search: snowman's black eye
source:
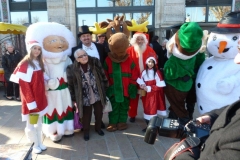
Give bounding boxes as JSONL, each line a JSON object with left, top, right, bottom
{"left": 232, "top": 36, "right": 238, "bottom": 41}
{"left": 213, "top": 35, "right": 217, "bottom": 41}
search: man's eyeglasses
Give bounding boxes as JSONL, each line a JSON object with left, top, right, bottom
{"left": 78, "top": 53, "right": 88, "bottom": 59}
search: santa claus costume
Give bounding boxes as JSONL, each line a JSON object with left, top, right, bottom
{"left": 137, "top": 56, "right": 166, "bottom": 131}
{"left": 127, "top": 32, "right": 158, "bottom": 122}
{"left": 10, "top": 41, "right": 48, "bottom": 154}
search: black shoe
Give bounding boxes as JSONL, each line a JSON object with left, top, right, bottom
{"left": 95, "top": 130, "right": 104, "bottom": 136}
{"left": 84, "top": 134, "right": 89, "bottom": 141}
{"left": 129, "top": 117, "right": 135, "bottom": 123}
{"left": 142, "top": 128, "right": 147, "bottom": 133}
{"left": 5, "top": 96, "right": 14, "bottom": 100}
{"left": 101, "top": 121, "right": 106, "bottom": 129}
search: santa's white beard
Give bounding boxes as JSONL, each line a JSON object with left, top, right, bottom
{"left": 133, "top": 44, "right": 147, "bottom": 72}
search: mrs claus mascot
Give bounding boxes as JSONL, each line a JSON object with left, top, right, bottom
{"left": 25, "top": 22, "right": 76, "bottom": 142}
{"left": 196, "top": 11, "right": 240, "bottom": 114}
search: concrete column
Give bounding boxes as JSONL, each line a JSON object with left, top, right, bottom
{"left": 47, "top": 0, "right": 77, "bottom": 39}
{"left": 155, "top": 0, "right": 185, "bottom": 44}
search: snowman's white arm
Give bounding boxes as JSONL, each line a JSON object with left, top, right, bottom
{"left": 217, "top": 71, "right": 240, "bottom": 94}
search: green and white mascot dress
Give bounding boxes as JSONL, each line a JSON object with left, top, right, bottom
{"left": 26, "top": 22, "right": 76, "bottom": 142}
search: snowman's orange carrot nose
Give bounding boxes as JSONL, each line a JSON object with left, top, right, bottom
{"left": 218, "top": 41, "right": 227, "bottom": 53}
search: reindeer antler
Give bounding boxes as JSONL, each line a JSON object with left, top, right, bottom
{"left": 89, "top": 22, "right": 107, "bottom": 34}
{"left": 127, "top": 19, "right": 149, "bottom": 32}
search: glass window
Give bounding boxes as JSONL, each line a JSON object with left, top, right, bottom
{"left": 78, "top": 14, "right": 96, "bottom": 26}
{"left": 11, "top": 0, "right": 28, "bottom": 2}
{"left": 133, "top": 12, "right": 152, "bottom": 25}
{"left": 133, "top": 0, "right": 154, "bottom": 6}
{"left": 115, "top": 0, "right": 132, "bottom": 7}
{"left": 76, "top": 0, "right": 95, "bottom": 7}
{"left": 116, "top": 13, "right": 132, "bottom": 20}
{"left": 208, "top": 6, "right": 231, "bottom": 22}
{"left": 10, "top": 12, "right": 29, "bottom": 24}
{"left": 185, "top": 7, "right": 206, "bottom": 22}
{"left": 97, "top": 13, "right": 113, "bottom": 22}
{"left": 31, "top": 11, "right": 48, "bottom": 23}
{"left": 97, "top": 1, "right": 113, "bottom": 7}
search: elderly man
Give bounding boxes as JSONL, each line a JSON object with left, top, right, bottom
{"left": 70, "top": 25, "right": 107, "bottom": 65}
{"left": 127, "top": 32, "right": 159, "bottom": 122}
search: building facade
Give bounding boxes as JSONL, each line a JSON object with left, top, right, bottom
{"left": 0, "top": 0, "right": 238, "bottom": 43}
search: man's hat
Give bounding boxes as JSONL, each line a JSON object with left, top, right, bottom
{"left": 175, "top": 22, "right": 203, "bottom": 55}
{"left": 77, "top": 25, "right": 92, "bottom": 37}
{"left": 211, "top": 11, "right": 240, "bottom": 33}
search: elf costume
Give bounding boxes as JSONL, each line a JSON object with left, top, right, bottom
{"left": 164, "top": 22, "right": 205, "bottom": 124}
{"left": 103, "top": 33, "right": 138, "bottom": 132}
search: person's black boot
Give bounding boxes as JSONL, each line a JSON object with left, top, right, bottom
{"left": 129, "top": 117, "right": 135, "bottom": 123}
{"left": 142, "top": 119, "right": 149, "bottom": 132}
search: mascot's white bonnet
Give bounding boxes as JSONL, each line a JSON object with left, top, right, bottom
{"left": 25, "top": 22, "right": 76, "bottom": 59}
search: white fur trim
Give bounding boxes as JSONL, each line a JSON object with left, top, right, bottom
{"left": 26, "top": 41, "right": 42, "bottom": 54}
{"left": 143, "top": 113, "right": 157, "bottom": 120}
{"left": 156, "top": 80, "right": 166, "bottom": 87}
{"left": 146, "top": 86, "right": 151, "bottom": 92}
{"left": 137, "top": 78, "right": 145, "bottom": 85}
{"left": 145, "top": 57, "right": 157, "bottom": 64}
{"left": 10, "top": 66, "right": 34, "bottom": 83}
{"left": 25, "top": 22, "right": 76, "bottom": 58}
{"left": 157, "top": 110, "right": 167, "bottom": 116}
{"left": 27, "top": 101, "right": 37, "bottom": 110}
{"left": 167, "top": 34, "right": 201, "bottom": 60}
{"left": 130, "top": 33, "right": 148, "bottom": 45}
{"left": 22, "top": 105, "right": 48, "bottom": 121}
{"left": 42, "top": 120, "right": 74, "bottom": 136}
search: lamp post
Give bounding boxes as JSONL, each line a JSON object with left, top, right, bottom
{"left": 82, "top": 20, "right": 86, "bottom": 25}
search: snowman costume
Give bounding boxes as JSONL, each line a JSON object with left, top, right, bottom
{"left": 196, "top": 12, "right": 240, "bottom": 115}
{"left": 25, "top": 22, "right": 76, "bottom": 142}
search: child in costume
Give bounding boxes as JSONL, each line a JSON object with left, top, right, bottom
{"left": 25, "top": 22, "right": 76, "bottom": 142}
{"left": 137, "top": 56, "right": 166, "bottom": 132}
{"left": 103, "top": 33, "right": 138, "bottom": 132}
{"left": 10, "top": 41, "right": 48, "bottom": 154}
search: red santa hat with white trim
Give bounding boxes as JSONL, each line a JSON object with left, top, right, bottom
{"left": 145, "top": 56, "right": 157, "bottom": 64}
{"left": 26, "top": 40, "right": 41, "bottom": 54}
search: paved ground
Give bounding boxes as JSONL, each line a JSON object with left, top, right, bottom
{"left": 0, "top": 85, "right": 200, "bottom": 160}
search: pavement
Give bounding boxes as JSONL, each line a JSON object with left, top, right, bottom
{"left": 0, "top": 84, "right": 200, "bottom": 160}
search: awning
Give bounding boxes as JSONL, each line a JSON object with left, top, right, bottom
{"left": 0, "top": 22, "right": 27, "bottom": 34}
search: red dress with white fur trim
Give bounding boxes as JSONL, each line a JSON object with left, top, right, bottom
{"left": 10, "top": 61, "right": 48, "bottom": 121}
{"left": 138, "top": 69, "right": 166, "bottom": 120}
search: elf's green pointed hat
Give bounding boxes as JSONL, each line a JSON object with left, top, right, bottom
{"left": 175, "top": 22, "right": 203, "bottom": 55}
